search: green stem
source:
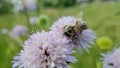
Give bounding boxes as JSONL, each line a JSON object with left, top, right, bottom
{"left": 24, "top": 7, "right": 31, "bottom": 31}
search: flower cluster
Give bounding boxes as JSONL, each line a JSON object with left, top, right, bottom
{"left": 12, "top": 16, "right": 96, "bottom": 68}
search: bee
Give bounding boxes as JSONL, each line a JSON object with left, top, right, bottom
{"left": 108, "top": 63, "right": 113, "bottom": 66}
{"left": 63, "top": 21, "right": 87, "bottom": 37}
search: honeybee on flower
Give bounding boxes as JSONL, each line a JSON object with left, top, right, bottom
{"left": 63, "top": 21, "right": 88, "bottom": 37}
{"left": 51, "top": 15, "right": 96, "bottom": 53}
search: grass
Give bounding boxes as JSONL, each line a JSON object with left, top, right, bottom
{"left": 0, "top": 2, "right": 120, "bottom": 68}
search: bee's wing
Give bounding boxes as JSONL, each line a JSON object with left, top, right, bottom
{"left": 76, "top": 11, "right": 83, "bottom": 19}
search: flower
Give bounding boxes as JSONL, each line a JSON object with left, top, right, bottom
{"left": 24, "top": 0, "right": 37, "bottom": 11}
{"left": 1, "top": 28, "right": 8, "bottom": 35}
{"left": 29, "top": 15, "right": 49, "bottom": 26}
{"left": 102, "top": 48, "right": 120, "bottom": 68}
{"left": 11, "top": 25, "right": 28, "bottom": 36}
{"left": 51, "top": 16, "right": 96, "bottom": 53}
{"left": 12, "top": 0, "right": 24, "bottom": 12}
{"left": 12, "top": 31, "right": 77, "bottom": 68}
{"left": 38, "top": 15, "right": 49, "bottom": 27}
{"left": 37, "top": 15, "right": 49, "bottom": 29}
{"left": 97, "top": 36, "right": 112, "bottom": 50}
{"left": 29, "top": 16, "right": 38, "bottom": 25}
{"left": 12, "top": 0, "right": 37, "bottom": 12}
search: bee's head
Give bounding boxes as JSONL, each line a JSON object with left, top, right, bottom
{"left": 63, "top": 26, "right": 76, "bottom": 37}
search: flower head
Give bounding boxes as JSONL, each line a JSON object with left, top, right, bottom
{"left": 97, "top": 36, "right": 112, "bottom": 50}
{"left": 11, "top": 25, "right": 28, "bottom": 36}
{"left": 38, "top": 15, "right": 49, "bottom": 25}
{"left": 24, "top": 0, "right": 37, "bottom": 11}
{"left": 51, "top": 16, "right": 96, "bottom": 53}
{"left": 102, "top": 48, "right": 120, "bottom": 68}
{"left": 12, "top": 31, "right": 76, "bottom": 68}
{"left": 12, "top": 0, "right": 37, "bottom": 12}
{"left": 37, "top": 15, "right": 50, "bottom": 29}
{"left": 1, "top": 28, "right": 8, "bottom": 35}
{"left": 29, "top": 16, "right": 38, "bottom": 25}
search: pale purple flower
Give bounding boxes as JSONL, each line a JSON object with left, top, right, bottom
{"left": 12, "top": 0, "right": 37, "bottom": 12}
{"left": 29, "top": 16, "right": 38, "bottom": 25}
{"left": 12, "top": 0, "right": 24, "bottom": 12}
{"left": 102, "top": 48, "right": 120, "bottom": 68}
{"left": 12, "top": 25, "right": 28, "bottom": 36}
{"left": 24, "top": 0, "right": 37, "bottom": 11}
{"left": 1, "top": 28, "right": 8, "bottom": 35}
{"left": 51, "top": 16, "right": 96, "bottom": 53}
{"left": 12, "top": 31, "right": 77, "bottom": 68}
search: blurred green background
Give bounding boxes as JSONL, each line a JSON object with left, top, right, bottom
{"left": 0, "top": 0, "right": 120, "bottom": 68}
